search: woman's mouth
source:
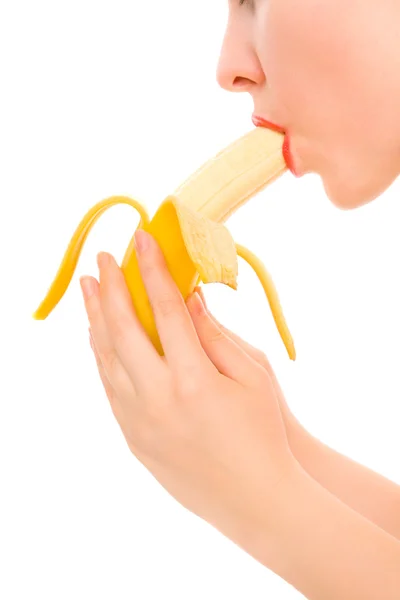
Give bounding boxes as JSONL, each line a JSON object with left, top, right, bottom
{"left": 252, "top": 115, "right": 285, "bottom": 134}
{"left": 252, "top": 115, "right": 300, "bottom": 177}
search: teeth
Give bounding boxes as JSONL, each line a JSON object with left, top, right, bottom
{"left": 32, "top": 126, "right": 296, "bottom": 360}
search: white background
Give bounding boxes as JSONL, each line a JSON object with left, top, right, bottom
{"left": 1, "top": 1, "right": 399, "bottom": 598}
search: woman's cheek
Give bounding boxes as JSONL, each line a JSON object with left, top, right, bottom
{"left": 257, "top": 0, "right": 400, "bottom": 208}
{"left": 257, "top": 4, "right": 324, "bottom": 127}
{"left": 261, "top": 0, "right": 357, "bottom": 125}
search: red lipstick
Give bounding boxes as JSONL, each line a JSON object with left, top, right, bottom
{"left": 252, "top": 115, "right": 285, "bottom": 134}
{"left": 252, "top": 114, "right": 299, "bottom": 177}
{"left": 282, "top": 134, "right": 299, "bottom": 177}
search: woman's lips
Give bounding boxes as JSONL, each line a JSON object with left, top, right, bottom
{"left": 252, "top": 115, "right": 300, "bottom": 177}
{"left": 282, "top": 134, "right": 300, "bottom": 177}
{"left": 252, "top": 115, "right": 285, "bottom": 134}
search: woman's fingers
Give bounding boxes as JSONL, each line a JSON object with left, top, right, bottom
{"left": 96, "top": 251, "right": 167, "bottom": 395}
{"left": 133, "top": 230, "right": 212, "bottom": 374}
{"left": 186, "top": 292, "right": 268, "bottom": 386}
{"left": 193, "top": 287, "right": 287, "bottom": 397}
{"left": 195, "top": 287, "right": 276, "bottom": 374}
{"left": 80, "top": 275, "right": 137, "bottom": 404}
{"left": 88, "top": 328, "right": 124, "bottom": 423}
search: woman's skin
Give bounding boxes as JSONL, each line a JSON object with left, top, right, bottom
{"left": 79, "top": 1, "right": 400, "bottom": 598}
{"left": 217, "top": 0, "right": 400, "bottom": 209}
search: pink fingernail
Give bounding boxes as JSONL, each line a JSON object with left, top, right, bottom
{"left": 188, "top": 291, "right": 205, "bottom": 316}
{"left": 97, "top": 252, "right": 112, "bottom": 269}
{"left": 134, "top": 229, "right": 151, "bottom": 254}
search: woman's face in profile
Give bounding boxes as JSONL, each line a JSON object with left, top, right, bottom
{"left": 217, "top": 0, "right": 400, "bottom": 209}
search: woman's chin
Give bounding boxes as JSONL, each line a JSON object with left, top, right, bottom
{"left": 321, "top": 168, "right": 398, "bottom": 210}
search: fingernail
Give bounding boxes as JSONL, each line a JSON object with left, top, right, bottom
{"left": 80, "top": 276, "right": 95, "bottom": 300}
{"left": 195, "top": 286, "right": 207, "bottom": 308}
{"left": 188, "top": 291, "right": 205, "bottom": 316}
{"left": 134, "top": 229, "right": 151, "bottom": 254}
{"left": 97, "top": 252, "right": 112, "bottom": 269}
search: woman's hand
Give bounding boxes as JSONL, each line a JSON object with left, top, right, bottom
{"left": 193, "top": 286, "right": 302, "bottom": 439}
{"left": 80, "top": 229, "right": 297, "bottom": 542}
{"left": 194, "top": 287, "right": 400, "bottom": 543}
{"left": 80, "top": 229, "right": 400, "bottom": 599}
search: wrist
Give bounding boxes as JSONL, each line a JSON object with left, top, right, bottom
{"left": 282, "top": 409, "right": 318, "bottom": 463}
{"left": 246, "top": 463, "right": 400, "bottom": 599}
{"left": 225, "top": 458, "right": 304, "bottom": 569}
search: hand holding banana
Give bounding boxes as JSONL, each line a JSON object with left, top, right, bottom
{"left": 33, "top": 124, "right": 400, "bottom": 599}
{"left": 32, "top": 126, "right": 296, "bottom": 360}
{"left": 80, "top": 231, "right": 297, "bottom": 560}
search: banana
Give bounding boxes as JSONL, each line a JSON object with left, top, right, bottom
{"left": 32, "top": 126, "right": 296, "bottom": 360}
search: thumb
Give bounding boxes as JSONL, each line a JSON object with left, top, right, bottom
{"left": 186, "top": 291, "right": 267, "bottom": 386}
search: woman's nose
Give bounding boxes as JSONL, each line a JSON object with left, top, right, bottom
{"left": 215, "top": 29, "right": 264, "bottom": 94}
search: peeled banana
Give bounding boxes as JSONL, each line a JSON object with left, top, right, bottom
{"left": 32, "top": 126, "right": 296, "bottom": 360}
